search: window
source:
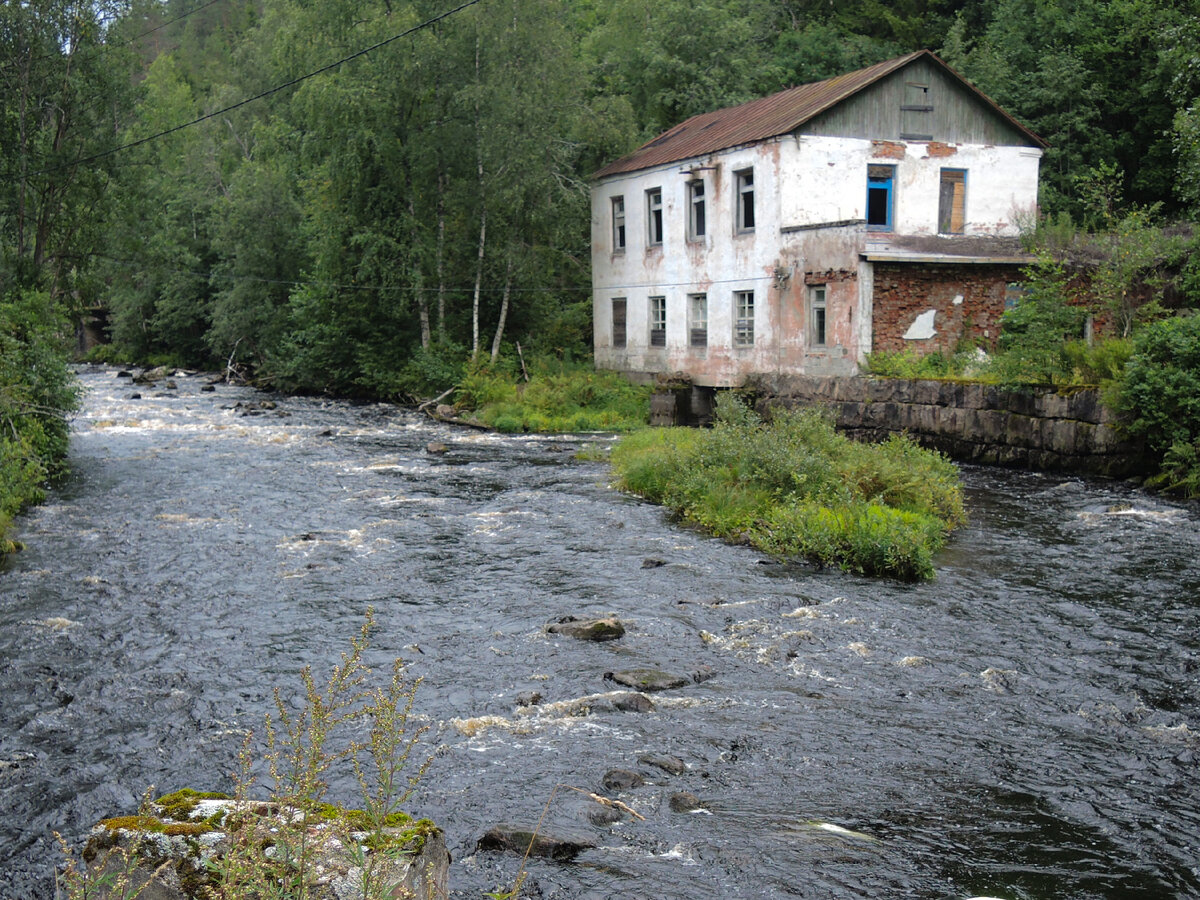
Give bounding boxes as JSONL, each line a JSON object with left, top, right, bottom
{"left": 612, "top": 196, "right": 626, "bottom": 250}
{"left": 735, "top": 169, "right": 755, "bottom": 232}
{"left": 689, "top": 293, "right": 707, "bottom": 347}
{"left": 646, "top": 188, "right": 663, "bottom": 245}
{"left": 688, "top": 180, "right": 706, "bottom": 240}
{"left": 867, "top": 165, "right": 894, "bottom": 231}
{"left": 649, "top": 296, "right": 666, "bottom": 347}
{"left": 938, "top": 169, "right": 966, "bottom": 234}
{"left": 612, "top": 298, "right": 627, "bottom": 347}
{"left": 901, "top": 81, "right": 932, "bottom": 140}
{"left": 809, "top": 285, "right": 827, "bottom": 347}
{"left": 734, "top": 290, "right": 754, "bottom": 346}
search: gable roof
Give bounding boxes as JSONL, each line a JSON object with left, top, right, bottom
{"left": 592, "top": 50, "right": 1046, "bottom": 179}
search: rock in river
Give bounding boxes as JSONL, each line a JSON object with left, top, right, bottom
{"left": 604, "top": 668, "right": 690, "bottom": 691}
{"left": 546, "top": 615, "right": 625, "bottom": 642}
{"left": 78, "top": 792, "right": 449, "bottom": 900}
{"left": 477, "top": 824, "right": 596, "bottom": 860}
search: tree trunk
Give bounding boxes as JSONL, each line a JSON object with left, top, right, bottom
{"left": 490, "top": 257, "right": 513, "bottom": 362}
{"left": 471, "top": 32, "right": 485, "bottom": 359}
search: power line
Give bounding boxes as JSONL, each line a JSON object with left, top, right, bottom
{"left": 21, "top": 0, "right": 486, "bottom": 180}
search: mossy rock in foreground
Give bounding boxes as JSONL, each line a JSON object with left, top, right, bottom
{"left": 80, "top": 793, "right": 448, "bottom": 900}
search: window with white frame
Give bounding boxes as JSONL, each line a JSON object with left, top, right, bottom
{"left": 649, "top": 296, "right": 666, "bottom": 347}
{"left": 689, "top": 293, "right": 707, "bottom": 347}
{"left": 646, "top": 188, "right": 663, "bottom": 246}
{"left": 688, "top": 180, "right": 706, "bottom": 240}
{"left": 809, "top": 285, "right": 827, "bottom": 347}
{"left": 735, "top": 169, "right": 755, "bottom": 232}
{"left": 734, "top": 290, "right": 754, "bottom": 346}
{"left": 612, "top": 196, "right": 626, "bottom": 250}
{"left": 612, "top": 298, "right": 627, "bottom": 347}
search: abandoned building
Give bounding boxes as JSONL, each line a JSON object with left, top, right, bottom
{"left": 590, "top": 49, "right": 1047, "bottom": 389}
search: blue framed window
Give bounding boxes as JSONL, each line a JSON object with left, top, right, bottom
{"left": 867, "top": 165, "right": 895, "bottom": 232}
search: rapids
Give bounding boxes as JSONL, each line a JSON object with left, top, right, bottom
{"left": 1, "top": 366, "right": 1197, "bottom": 899}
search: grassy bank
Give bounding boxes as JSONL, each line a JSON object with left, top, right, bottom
{"left": 455, "top": 359, "right": 651, "bottom": 433}
{"left": 610, "top": 397, "right": 965, "bottom": 580}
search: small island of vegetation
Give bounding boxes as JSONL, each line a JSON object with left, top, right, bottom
{"left": 610, "top": 395, "right": 965, "bottom": 581}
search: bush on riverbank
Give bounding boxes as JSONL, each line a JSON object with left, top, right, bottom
{"left": 455, "top": 358, "right": 651, "bottom": 433}
{"left": 1, "top": 289, "right": 80, "bottom": 552}
{"left": 610, "top": 397, "right": 965, "bottom": 580}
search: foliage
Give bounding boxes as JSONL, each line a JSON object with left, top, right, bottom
{"left": 1115, "top": 315, "right": 1200, "bottom": 454}
{"left": 456, "top": 358, "right": 651, "bottom": 433}
{"left": 610, "top": 396, "right": 964, "bottom": 580}
{"left": 863, "top": 348, "right": 969, "bottom": 380}
{"left": 0, "top": 289, "right": 80, "bottom": 551}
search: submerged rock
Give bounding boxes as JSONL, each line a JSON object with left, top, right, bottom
{"left": 610, "top": 692, "right": 655, "bottom": 713}
{"left": 546, "top": 616, "right": 625, "bottom": 642}
{"left": 602, "top": 769, "right": 645, "bottom": 791}
{"left": 604, "top": 668, "right": 690, "bottom": 692}
{"left": 476, "top": 824, "right": 595, "bottom": 860}
{"left": 638, "top": 753, "right": 687, "bottom": 776}
{"left": 669, "top": 792, "right": 702, "bottom": 812}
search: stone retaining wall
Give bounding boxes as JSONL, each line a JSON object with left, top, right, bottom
{"left": 745, "top": 375, "right": 1150, "bottom": 476}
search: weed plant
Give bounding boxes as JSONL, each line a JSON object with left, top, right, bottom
{"left": 610, "top": 396, "right": 964, "bottom": 580}
{"left": 456, "top": 358, "right": 650, "bottom": 433}
{"left": 58, "top": 609, "right": 435, "bottom": 900}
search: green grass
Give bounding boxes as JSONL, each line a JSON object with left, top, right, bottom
{"left": 609, "top": 396, "right": 965, "bottom": 580}
{"left": 456, "top": 359, "right": 651, "bottom": 433}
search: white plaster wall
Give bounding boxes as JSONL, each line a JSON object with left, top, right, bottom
{"left": 592, "top": 141, "right": 793, "bottom": 385}
{"left": 887, "top": 143, "right": 1041, "bottom": 236}
{"left": 779, "top": 135, "right": 870, "bottom": 228}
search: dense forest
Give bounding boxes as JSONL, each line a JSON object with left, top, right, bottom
{"left": 3, "top": 0, "right": 1200, "bottom": 526}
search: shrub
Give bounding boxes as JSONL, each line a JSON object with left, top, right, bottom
{"left": 609, "top": 396, "right": 964, "bottom": 580}
{"left": 1116, "top": 315, "right": 1200, "bottom": 453}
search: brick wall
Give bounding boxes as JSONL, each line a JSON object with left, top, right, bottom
{"left": 872, "top": 263, "right": 1021, "bottom": 356}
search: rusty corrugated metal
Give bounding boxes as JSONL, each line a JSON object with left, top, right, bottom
{"left": 592, "top": 50, "right": 1044, "bottom": 179}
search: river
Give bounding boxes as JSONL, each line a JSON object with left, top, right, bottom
{"left": 1, "top": 365, "right": 1198, "bottom": 899}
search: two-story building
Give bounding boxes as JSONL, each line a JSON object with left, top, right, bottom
{"left": 590, "top": 50, "right": 1046, "bottom": 387}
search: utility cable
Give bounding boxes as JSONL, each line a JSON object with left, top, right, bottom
{"left": 19, "top": 0, "right": 486, "bottom": 180}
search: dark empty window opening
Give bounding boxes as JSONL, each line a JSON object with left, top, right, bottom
{"left": 612, "top": 298, "right": 627, "bottom": 347}
{"left": 736, "top": 169, "right": 755, "bottom": 232}
{"left": 938, "top": 169, "right": 966, "bottom": 234}
{"left": 612, "top": 196, "right": 626, "bottom": 250}
{"left": 867, "top": 165, "right": 894, "bottom": 231}
{"left": 647, "top": 188, "right": 663, "bottom": 245}
{"left": 649, "top": 296, "right": 666, "bottom": 347}
{"left": 688, "top": 180, "right": 706, "bottom": 240}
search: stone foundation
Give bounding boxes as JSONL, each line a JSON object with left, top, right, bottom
{"left": 745, "top": 375, "right": 1150, "bottom": 477}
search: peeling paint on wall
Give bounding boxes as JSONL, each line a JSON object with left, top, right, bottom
{"left": 902, "top": 309, "right": 938, "bottom": 340}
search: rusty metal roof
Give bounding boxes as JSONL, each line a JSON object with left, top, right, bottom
{"left": 592, "top": 50, "right": 1045, "bottom": 179}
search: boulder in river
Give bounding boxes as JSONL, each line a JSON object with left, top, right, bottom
{"left": 75, "top": 791, "right": 449, "bottom": 900}
{"left": 610, "top": 691, "right": 654, "bottom": 713}
{"left": 603, "top": 668, "right": 690, "bottom": 692}
{"left": 638, "top": 752, "right": 688, "bottom": 775}
{"left": 602, "top": 769, "right": 645, "bottom": 791}
{"left": 476, "top": 824, "right": 595, "bottom": 860}
{"left": 546, "top": 616, "right": 625, "bottom": 642}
